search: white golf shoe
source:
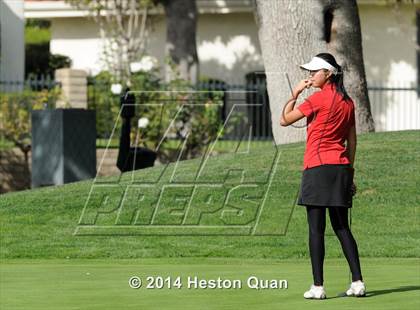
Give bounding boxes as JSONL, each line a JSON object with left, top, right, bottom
{"left": 346, "top": 280, "right": 366, "bottom": 297}
{"left": 303, "top": 284, "right": 327, "bottom": 299}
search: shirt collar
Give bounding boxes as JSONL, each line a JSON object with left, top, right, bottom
{"left": 320, "top": 82, "right": 335, "bottom": 91}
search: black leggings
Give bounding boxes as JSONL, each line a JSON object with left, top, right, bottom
{"left": 306, "top": 206, "right": 363, "bottom": 286}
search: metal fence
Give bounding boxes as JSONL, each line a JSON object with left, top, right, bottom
{"left": 1, "top": 76, "right": 418, "bottom": 147}
{"left": 87, "top": 78, "right": 419, "bottom": 142}
{"left": 0, "top": 75, "right": 60, "bottom": 93}
{"left": 367, "top": 82, "right": 419, "bottom": 132}
{"left": 87, "top": 77, "right": 273, "bottom": 142}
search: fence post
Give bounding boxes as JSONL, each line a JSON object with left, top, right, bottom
{"left": 55, "top": 69, "right": 88, "bottom": 109}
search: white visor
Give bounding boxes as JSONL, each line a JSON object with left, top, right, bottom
{"left": 300, "top": 56, "right": 338, "bottom": 75}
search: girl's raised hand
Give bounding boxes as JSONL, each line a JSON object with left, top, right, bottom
{"left": 293, "top": 79, "right": 312, "bottom": 98}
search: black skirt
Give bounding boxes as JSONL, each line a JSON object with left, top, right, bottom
{"left": 297, "top": 164, "right": 354, "bottom": 208}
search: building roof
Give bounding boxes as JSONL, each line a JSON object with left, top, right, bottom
{"left": 24, "top": 0, "right": 420, "bottom": 19}
{"left": 24, "top": 0, "right": 257, "bottom": 19}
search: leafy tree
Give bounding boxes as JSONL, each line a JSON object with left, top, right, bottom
{"left": 65, "top": 0, "right": 155, "bottom": 85}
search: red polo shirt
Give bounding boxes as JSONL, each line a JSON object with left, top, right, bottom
{"left": 297, "top": 83, "right": 355, "bottom": 170}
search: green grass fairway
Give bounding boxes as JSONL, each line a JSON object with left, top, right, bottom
{"left": 1, "top": 258, "right": 419, "bottom": 310}
{"left": 0, "top": 130, "right": 419, "bottom": 309}
{"left": 0, "top": 130, "right": 419, "bottom": 259}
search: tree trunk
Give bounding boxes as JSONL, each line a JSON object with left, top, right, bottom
{"left": 254, "top": 0, "right": 375, "bottom": 145}
{"left": 161, "top": 0, "right": 199, "bottom": 84}
{"left": 323, "top": 0, "right": 375, "bottom": 133}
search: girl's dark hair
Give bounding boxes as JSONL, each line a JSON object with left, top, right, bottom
{"left": 315, "top": 53, "right": 351, "bottom": 101}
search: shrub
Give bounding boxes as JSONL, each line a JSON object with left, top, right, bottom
{"left": 87, "top": 72, "right": 121, "bottom": 140}
{"left": 0, "top": 89, "right": 60, "bottom": 162}
{"left": 49, "top": 54, "right": 72, "bottom": 73}
{"left": 135, "top": 80, "right": 224, "bottom": 161}
{"left": 25, "top": 19, "right": 71, "bottom": 78}
{"left": 25, "top": 44, "right": 72, "bottom": 78}
{"left": 88, "top": 70, "right": 224, "bottom": 162}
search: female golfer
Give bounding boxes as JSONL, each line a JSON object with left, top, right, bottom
{"left": 280, "top": 53, "right": 366, "bottom": 299}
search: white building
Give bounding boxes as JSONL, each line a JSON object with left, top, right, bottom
{"left": 0, "top": 0, "right": 25, "bottom": 83}
{"left": 23, "top": 0, "right": 419, "bottom": 131}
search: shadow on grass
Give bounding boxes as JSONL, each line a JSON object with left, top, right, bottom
{"left": 330, "top": 285, "right": 420, "bottom": 299}
{"left": 365, "top": 285, "right": 420, "bottom": 297}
